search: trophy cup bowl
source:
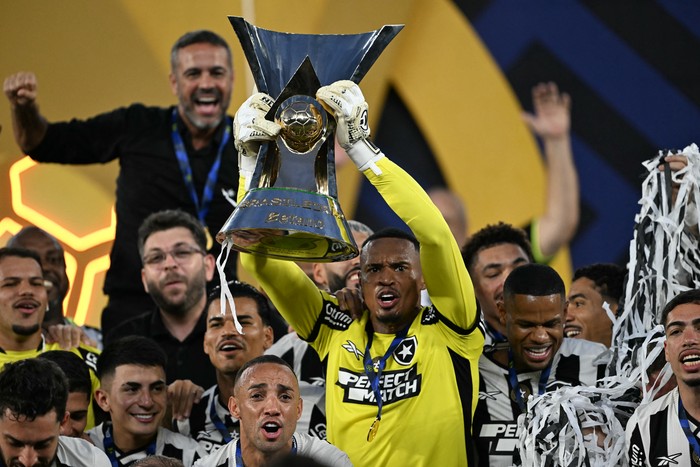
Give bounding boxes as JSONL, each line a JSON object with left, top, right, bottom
{"left": 217, "top": 17, "right": 403, "bottom": 262}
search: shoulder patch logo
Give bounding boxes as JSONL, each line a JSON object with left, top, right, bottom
{"left": 393, "top": 336, "right": 417, "bottom": 366}
{"left": 421, "top": 306, "right": 438, "bottom": 325}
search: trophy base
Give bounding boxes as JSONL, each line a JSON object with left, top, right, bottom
{"left": 217, "top": 187, "right": 359, "bottom": 262}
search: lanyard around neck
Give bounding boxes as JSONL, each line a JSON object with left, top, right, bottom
{"left": 362, "top": 320, "right": 410, "bottom": 441}
{"left": 235, "top": 436, "right": 297, "bottom": 466}
{"left": 678, "top": 393, "right": 700, "bottom": 463}
{"left": 170, "top": 108, "right": 231, "bottom": 223}
{"left": 209, "top": 390, "right": 233, "bottom": 444}
{"left": 103, "top": 423, "right": 156, "bottom": 467}
{"left": 507, "top": 348, "right": 552, "bottom": 412}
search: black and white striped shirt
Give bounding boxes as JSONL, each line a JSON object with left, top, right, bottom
{"left": 88, "top": 423, "right": 207, "bottom": 467}
{"left": 54, "top": 436, "right": 111, "bottom": 467}
{"left": 174, "top": 385, "right": 240, "bottom": 454}
{"left": 627, "top": 388, "right": 700, "bottom": 466}
{"left": 474, "top": 338, "right": 608, "bottom": 467}
{"left": 193, "top": 433, "right": 352, "bottom": 467}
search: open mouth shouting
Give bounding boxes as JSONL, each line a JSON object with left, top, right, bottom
{"left": 680, "top": 350, "right": 700, "bottom": 372}
{"left": 218, "top": 338, "right": 244, "bottom": 354}
{"left": 193, "top": 90, "right": 222, "bottom": 117}
{"left": 260, "top": 420, "right": 283, "bottom": 441}
{"left": 377, "top": 289, "right": 399, "bottom": 310}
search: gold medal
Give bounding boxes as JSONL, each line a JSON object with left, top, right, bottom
{"left": 693, "top": 450, "right": 700, "bottom": 465}
{"left": 367, "top": 418, "right": 380, "bottom": 442}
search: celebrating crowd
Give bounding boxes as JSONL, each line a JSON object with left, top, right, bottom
{"left": 1, "top": 28, "right": 696, "bottom": 467}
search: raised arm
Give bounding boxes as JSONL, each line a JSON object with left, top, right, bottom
{"left": 317, "top": 81, "right": 478, "bottom": 330}
{"left": 233, "top": 93, "right": 325, "bottom": 338}
{"left": 522, "top": 82, "right": 579, "bottom": 260}
{"left": 3, "top": 72, "right": 48, "bottom": 152}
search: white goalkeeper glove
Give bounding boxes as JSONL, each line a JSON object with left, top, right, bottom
{"left": 316, "top": 80, "right": 384, "bottom": 174}
{"left": 233, "top": 92, "right": 281, "bottom": 189}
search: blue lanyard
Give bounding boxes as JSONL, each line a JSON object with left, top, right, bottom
{"left": 103, "top": 423, "right": 156, "bottom": 467}
{"left": 170, "top": 109, "right": 231, "bottom": 223}
{"left": 677, "top": 394, "right": 700, "bottom": 462}
{"left": 490, "top": 327, "right": 507, "bottom": 344}
{"left": 209, "top": 390, "right": 233, "bottom": 444}
{"left": 235, "top": 436, "right": 297, "bottom": 466}
{"left": 362, "top": 320, "right": 410, "bottom": 441}
{"left": 507, "top": 349, "right": 552, "bottom": 412}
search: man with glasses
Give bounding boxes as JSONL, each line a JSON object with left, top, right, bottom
{"left": 105, "top": 209, "right": 216, "bottom": 390}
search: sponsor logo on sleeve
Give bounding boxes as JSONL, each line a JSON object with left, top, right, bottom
{"left": 421, "top": 306, "right": 438, "bottom": 325}
{"left": 77, "top": 348, "right": 99, "bottom": 372}
{"left": 320, "top": 301, "right": 353, "bottom": 330}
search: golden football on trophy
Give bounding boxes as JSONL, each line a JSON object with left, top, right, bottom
{"left": 276, "top": 96, "right": 326, "bottom": 153}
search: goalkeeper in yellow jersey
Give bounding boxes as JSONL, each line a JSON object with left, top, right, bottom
{"left": 234, "top": 81, "right": 483, "bottom": 466}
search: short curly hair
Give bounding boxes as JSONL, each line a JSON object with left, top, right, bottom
{"left": 661, "top": 289, "right": 700, "bottom": 327}
{"left": 0, "top": 359, "right": 68, "bottom": 422}
{"left": 572, "top": 263, "right": 625, "bottom": 304}
{"left": 461, "top": 222, "right": 533, "bottom": 271}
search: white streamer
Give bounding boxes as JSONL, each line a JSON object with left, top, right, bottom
{"left": 215, "top": 239, "right": 244, "bottom": 334}
{"left": 518, "top": 144, "right": 700, "bottom": 466}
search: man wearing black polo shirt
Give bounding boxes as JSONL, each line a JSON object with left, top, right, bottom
{"left": 3, "top": 29, "right": 238, "bottom": 334}
{"left": 105, "top": 210, "right": 216, "bottom": 390}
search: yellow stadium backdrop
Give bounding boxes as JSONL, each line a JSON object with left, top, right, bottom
{"left": 0, "top": 0, "right": 570, "bottom": 329}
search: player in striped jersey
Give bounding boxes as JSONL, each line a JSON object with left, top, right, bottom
{"left": 89, "top": 336, "right": 207, "bottom": 466}
{"left": 474, "top": 264, "right": 608, "bottom": 466}
{"left": 174, "top": 282, "right": 273, "bottom": 454}
{"left": 193, "top": 355, "right": 351, "bottom": 467}
{"left": 0, "top": 358, "right": 110, "bottom": 467}
{"left": 626, "top": 289, "right": 700, "bottom": 466}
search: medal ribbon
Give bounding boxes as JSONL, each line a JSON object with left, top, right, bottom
{"left": 171, "top": 108, "right": 231, "bottom": 223}
{"left": 103, "top": 422, "right": 156, "bottom": 467}
{"left": 235, "top": 435, "right": 297, "bottom": 466}
{"left": 507, "top": 349, "right": 552, "bottom": 412}
{"left": 677, "top": 394, "right": 700, "bottom": 462}
{"left": 209, "top": 390, "right": 233, "bottom": 444}
{"left": 362, "top": 320, "right": 410, "bottom": 441}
